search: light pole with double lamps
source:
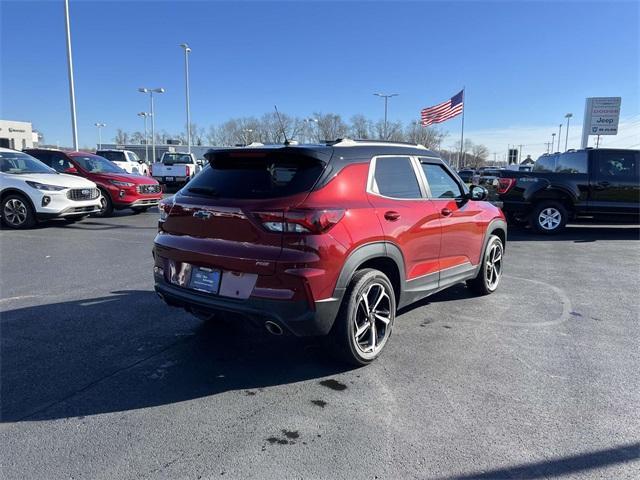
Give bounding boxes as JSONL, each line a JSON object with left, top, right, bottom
{"left": 94, "top": 122, "right": 106, "bottom": 149}
{"left": 179, "top": 43, "right": 192, "bottom": 153}
{"left": 138, "top": 87, "right": 164, "bottom": 163}
{"left": 137, "top": 112, "right": 151, "bottom": 162}
{"left": 373, "top": 92, "right": 399, "bottom": 140}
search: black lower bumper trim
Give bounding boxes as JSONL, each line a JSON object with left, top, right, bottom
{"left": 154, "top": 279, "right": 341, "bottom": 337}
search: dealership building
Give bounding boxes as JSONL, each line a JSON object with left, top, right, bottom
{"left": 0, "top": 119, "right": 40, "bottom": 150}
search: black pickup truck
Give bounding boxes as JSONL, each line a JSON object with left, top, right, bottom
{"left": 496, "top": 148, "right": 639, "bottom": 233}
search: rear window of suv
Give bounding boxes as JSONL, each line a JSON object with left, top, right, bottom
{"left": 185, "top": 151, "right": 325, "bottom": 199}
{"left": 162, "top": 153, "right": 194, "bottom": 164}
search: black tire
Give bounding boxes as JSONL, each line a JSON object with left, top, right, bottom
{"left": 1, "top": 193, "right": 36, "bottom": 229}
{"left": 331, "top": 268, "right": 396, "bottom": 366}
{"left": 467, "top": 234, "right": 504, "bottom": 295}
{"left": 530, "top": 201, "right": 568, "bottom": 234}
{"left": 94, "top": 189, "right": 113, "bottom": 217}
{"left": 131, "top": 207, "right": 149, "bottom": 214}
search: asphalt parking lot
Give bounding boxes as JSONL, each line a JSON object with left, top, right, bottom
{"left": 1, "top": 209, "right": 639, "bottom": 479}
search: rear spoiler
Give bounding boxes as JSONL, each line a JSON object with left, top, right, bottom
{"left": 204, "top": 146, "right": 333, "bottom": 167}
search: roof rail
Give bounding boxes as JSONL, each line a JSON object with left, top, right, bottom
{"left": 329, "top": 138, "right": 428, "bottom": 149}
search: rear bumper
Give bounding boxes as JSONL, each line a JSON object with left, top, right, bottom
{"left": 153, "top": 176, "right": 189, "bottom": 185}
{"left": 154, "top": 277, "right": 341, "bottom": 336}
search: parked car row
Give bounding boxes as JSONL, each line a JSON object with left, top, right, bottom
{"left": 0, "top": 148, "right": 164, "bottom": 228}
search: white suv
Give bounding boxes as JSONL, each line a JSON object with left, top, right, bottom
{"left": 0, "top": 148, "right": 101, "bottom": 229}
{"left": 95, "top": 149, "right": 150, "bottom": 176}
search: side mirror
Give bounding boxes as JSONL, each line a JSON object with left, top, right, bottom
{"left": 196, "top": 160, "right": 204, "bottom": 166}
{"left": 468, "top": 185, "right": 488, "bottom": 201}
{"left": 64, "top": 166, "right": 78, "bottom": 174}
{"left": 138, "top": 159, "right": 145, "bottom": 164}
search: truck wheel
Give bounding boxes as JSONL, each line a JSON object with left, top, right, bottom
{"left": 531, "top": 201, "right": 568, "bottom": 234}
{"left": 331, "top": 268, "right": 396, "bottom": 366}
{"left": 1, "top": 194, "right": 36, "bottom": 229}
{"left": 467, "top": 234, "right": 504, "bottom": 295}
{"left": 94, "top": 189, "right": 114, "bottom": 217}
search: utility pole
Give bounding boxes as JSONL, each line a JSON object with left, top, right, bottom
{"left": 564, "top": 113, "right": 573, "bottom": 150}
{"left": 518, "top": 144, "right": 523, "bottom": 163}
{"left": 545, "top": 142, "right": 551, "bottom": 153}
{"left": 558, "top": 124, "right": 563, "bottom": 152}
{"left": 373, "top": 92, "right": 399, "bottom": 140}
{"left": 180, "top": 43, "right": 192, "bottom": 153}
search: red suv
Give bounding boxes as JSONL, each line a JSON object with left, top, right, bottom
{"left": 25, "top": 149, "right": 163, "bottom": 216}
{"left": 153, "top": 140, "right": 506, "bottom": 365}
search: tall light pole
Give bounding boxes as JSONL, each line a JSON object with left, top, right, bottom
{"left": 94, "top": 122, "right": 106, "bottom": 149}
{"left": 179, "top": 43, "right": 192, "bottom": 153}
{"left": 64, "top": 0, "right": 78, "bottom": 150}
{"left": 137, "top": 112, "right": 150, "bottom": 162}
{"left": 551, "top": 133, "right": 556, "bottom": 152}
{"left": 373, "top": 92, "right": 399, "bottom": 140}
{"left": 138, "top": 87, "right": 164, "bottom": 162}
{"left": 558, "top": 124, "right": 563, "bottom": 152}
{"left": 564, "top": 113, "right": 573, "bottom": 151}
{"left": 304, "top": 118, "right": 318, "bottom": 142}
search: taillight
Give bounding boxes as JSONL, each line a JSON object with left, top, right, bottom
{"left": 185, "top": 165, "right": 191, "bottom": 177}
{"left": 254, "top": 209, "right": 345, "bottom": 234}
{"left": 497, "top": 178, "right": 516, "bottom": 194}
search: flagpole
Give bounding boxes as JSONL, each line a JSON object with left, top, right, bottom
{"left": 458, "top": 87, "right": 465, "bottom": 170}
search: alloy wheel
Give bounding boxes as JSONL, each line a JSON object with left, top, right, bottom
{"left": 538, "top": 207, "right": 562, "bottom": 231}
{"left": 3, "top": 198, "right": 28, "bottom": 226}
{"left": 485, "top": 241, "right": 503, "bottom": 290}
{"left": 353, "top": 282, "right": 392, "bottom": 355}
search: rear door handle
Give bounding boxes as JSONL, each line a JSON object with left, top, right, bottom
{"left": 441, "top": 208, "right": 452, "bottom": 217}
{"left": 384, "top": 211, "right": 400, "bottom": 221}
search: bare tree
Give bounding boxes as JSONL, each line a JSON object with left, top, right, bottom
{"left": 314, "top": 113, "right": 348, "bottom": 142}
{"left": 206, "top": 125, "right": 218, "bottom": 145}
{"left": 405, "top": 122, "right": 448, "bottom": 150}
{"left": 349, "top": 114, "right": 373, "bottom": 139}
{"left": 129, "top": 131, "right": 145, "bottom": 144}
{"left": 471, "top": 143, "right": 489, "bottom": 167}
{"left": 114, "top": 129, "right": 129, "bottom": 144}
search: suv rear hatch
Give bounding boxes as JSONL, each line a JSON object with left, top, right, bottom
{"left": 157, "top": 147, "right": 330, "bottom": 275}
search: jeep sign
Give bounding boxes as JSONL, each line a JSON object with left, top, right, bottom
{"left": 581, "top": 97, "right": 622, "bottom": 148}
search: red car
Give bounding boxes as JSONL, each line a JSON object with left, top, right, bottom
{"left": 153, "top": 140, "right": 506, "bottom": 365}
{"left": 25, "top": 149, "right": 163, "bottom": 216}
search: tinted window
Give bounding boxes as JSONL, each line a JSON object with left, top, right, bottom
{"left": 556, "top": 152, "right": 588, "bottom": 173}
{"left": 97, "top": 151, "right": 126, "bottom": 162}
{"left": 50, "top": 153, "right": 74, "bottom": 172}
{"left": 185, "top": 152, "right": 325, "bottom": 199}
{"left": 597, "top": 151, "right": 639, "bottom": 180}
{"left": 421, "top": 163, "right": 463, "bottom": 199}
{"left": 27, "top": 150, "right": 52, "bottom": 166}
{"left": 163, "top": 153, "right": 194, "bottom": 164}
{"left": 372, "top": 157, "right": 421, "bottom": 199}
{"left": 534, "top": 154, "right": 557, "bottom": 172}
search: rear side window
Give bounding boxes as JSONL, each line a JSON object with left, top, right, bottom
{"left": 421, "top": 163, "right": 463, "bottom": 199}
{"left": 534, "top": 155, "right": 557, "bottom": 172}
{"left": 97, "top": 151, "right": 125, "bottom": 162}
{"left": 556, "top": 152, "right": 588, "bottom": 173}
{"left": 597, "top": 150, "right": 639, "bottom": 180}
{"left": 186, "top": 152, "right": 325, "bottom": 199}
{"left": 371, "top": 156, "right": 422, "bottom": 199}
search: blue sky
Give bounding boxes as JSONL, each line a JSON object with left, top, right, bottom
{"left": 2, "top": 0, "right": 638, "bottom": 157}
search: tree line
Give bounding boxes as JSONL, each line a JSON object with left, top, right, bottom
{"left": 113, "top": 111, "right": 491, "bottom": 167}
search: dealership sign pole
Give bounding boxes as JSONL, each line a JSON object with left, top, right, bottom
{"left": 580, "top": 97, "right": 621, "bottom": 148}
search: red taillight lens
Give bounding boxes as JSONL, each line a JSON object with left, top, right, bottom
{"left": 185, "top": 165, "right": 191, "bottom": 177}
{"left": 254, "top": 209, "right": 345, "bottom": 234}
{"left": 497, "top": 177, "right": 516, "bottom": 194}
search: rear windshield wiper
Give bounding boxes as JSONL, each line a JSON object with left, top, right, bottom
{"left": 187, "top": 186, "right": 219, "bottom": 197}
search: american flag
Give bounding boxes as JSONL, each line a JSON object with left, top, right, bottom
{"left": 420, "top": 90, "right": 464, "bottom": 126}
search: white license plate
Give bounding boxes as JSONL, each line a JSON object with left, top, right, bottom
{"left": 165, "top": 176, "right": 175, "bottom": 182}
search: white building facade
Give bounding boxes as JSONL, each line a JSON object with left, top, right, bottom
{"left": 0, "top": 120, "right": 38, "bottom": 150}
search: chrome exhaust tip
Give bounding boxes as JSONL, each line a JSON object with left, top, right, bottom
{"left": 264, "top": 321, "right": 284, "bottom": 336}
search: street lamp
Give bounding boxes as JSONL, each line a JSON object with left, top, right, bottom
{"left": 564, "top": 113, "right": 573, "bottom": 151}
{"left": 137, "top": 112, "right": 151, "bottom": 162}
{"left": 558, "top": 124, "right": 563, "bottom": 152}
{"left": 551, "top": 133, "right": 556, "bottom": 152}
{"left": 94, "top": 122, "right": 106, "bottom": 149}
{"left": 373, "top": 92, "right": 399, "bottom": 140}
{"left": 64, "top": 0, "right": 78, "bottom": 150}
{"left": 303, "top": 118, "right": 318, "bottom": 142}
{"left": 138, "top": 87, "right": 165, "bottom": 162}
{"left": 179, "top": 43, "right": 192, "bottom": 153}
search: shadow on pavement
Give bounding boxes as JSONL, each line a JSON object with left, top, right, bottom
{"left": 507, "top": 224, "right": 640, "bottom": 243}
{"left": 1, "top": 290, "right": 351, "bottom": 422}
{"left": 437, "top": 442, "right": 639, "bottom": 479}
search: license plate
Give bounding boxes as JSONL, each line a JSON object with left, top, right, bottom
{"left": 165, "top": 176, "right": 175, "bottom": 182}
{"left": 189, "top": 267, "right": 221, "bottom": 294}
